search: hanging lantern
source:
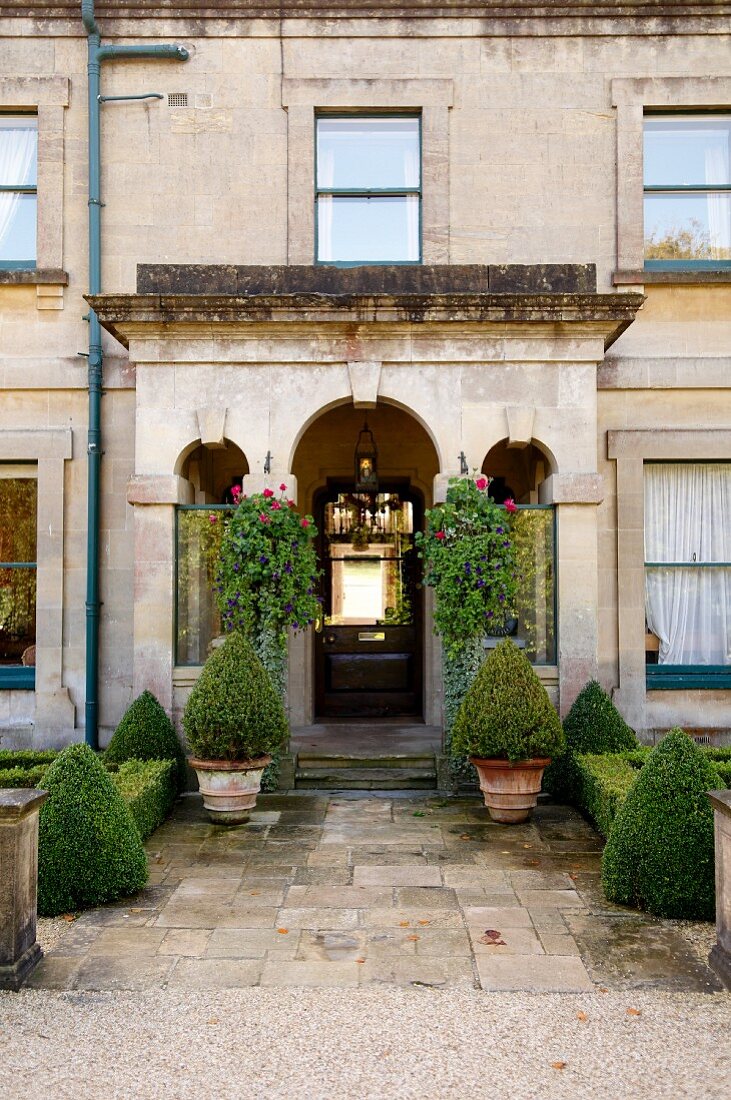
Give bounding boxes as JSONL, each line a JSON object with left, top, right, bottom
{"left": 354, "top": 422, "right": 378, "bottom": 493}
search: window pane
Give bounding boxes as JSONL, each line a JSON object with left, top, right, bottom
{"left": 0, "top": 477, "right": 37, "bottom": 666}
{"left": 644, "top": 116, "right": 731, "bottom": 186}
{"left": 0, "top": 567, "right": 36, "bottom": 665}
{"left": 644, "top": 192, "right": 731, "bottom": 261}
{"left": 0, "top": 117, "right": 38, "bottom": 186}
{"left": 507, "top": 509, "right": 556, "bottom": 665}
{"left": 176, "top": 509, "right": 229, "bottom": 665}
{"left": 0, "top": 478, "right": 37, "bottom": 563}
{"left": 317, "top": 117, "right": 420, "bottom": 190}
{"left": 317, "top": 194, "right": 420, "bottom": 262}
{"left": 0, "top": 192, "right": 37, "bottom": 262}
{"left": 645, "top": 464, "right": 731, "bottom": 666}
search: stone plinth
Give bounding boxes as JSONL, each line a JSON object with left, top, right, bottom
{"left": 0, "top": 788, "right": 48, "bottom": 991}
{"left": 708, "top": 790, "right": 731, "bottom": 990}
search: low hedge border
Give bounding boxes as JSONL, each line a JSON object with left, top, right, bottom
{"left": 0, "top": 751, "right": 176, "bottom": 841}
{"left": 108, "top": 758, "right": 176, "bottom": 840}
{"left": 573, "top": 747, "right": 731, "bottom": 840}
{"left": 573, "top": 754, "right": 638, "bottom": 839}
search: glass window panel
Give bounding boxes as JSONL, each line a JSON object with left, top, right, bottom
{"left": 0, "top": 478, "right": 37, "bottom": 563}
{"left": 507, "top": 509, "right": 556, "bottom": 665}
{"left": 317, "top": 194, "right": 420, "bottom": 262}
{"left": 644, "top": 192, "right": 731, "bottom": 261}
{"left": 644, "top": 117, "right": 731, "bottom": 186}
{"left": 0, "top": 117, "right": 38, "bottom": 186}
{"left": 176, "top": 509, "right": 230, "bottom": 666}
{"left": 0, "top": 192, "right": 37, "bottom": 262}
{"left": 0, "top": 567, "right": 36, "bottom": 665}
{"left": 317, "top": 117, "right": 420, "bottom": 190}
{"left": 645, "top": 566, "right": 731, "bottom": 667}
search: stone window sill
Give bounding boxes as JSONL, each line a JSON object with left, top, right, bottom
{"left": 614, "top": 270, "right": 731, "bottom": 286}
{"left": 0, "top": 269, "right": 68, "bottom": 286}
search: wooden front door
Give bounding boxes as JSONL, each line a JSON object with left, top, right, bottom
{"left": 315, "top": 486, "right": 422, "bottom": 718}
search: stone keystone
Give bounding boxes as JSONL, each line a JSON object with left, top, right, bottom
{"left": 196, "top": 406, "right": 228, "bottom": 449}
{"left": 348, "top": 361, "right": 381, "bottom": 409}
{"left": 505, "top": 406, "right": 535, "bottom": 449}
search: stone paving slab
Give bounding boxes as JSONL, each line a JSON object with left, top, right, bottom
{"left": 29, "top": 792, "right": 722, "bottom": 994}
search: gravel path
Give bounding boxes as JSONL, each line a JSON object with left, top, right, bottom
{"left": 0, "top": 987, "right": 729, "bottom": 1100}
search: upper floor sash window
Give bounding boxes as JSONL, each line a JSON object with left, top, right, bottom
{"left": 0, "top": 115, "right": 38, "bottom": 268}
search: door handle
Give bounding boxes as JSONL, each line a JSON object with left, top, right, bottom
{"left": 325, "top": 634, "right": 336, "bottom": 644}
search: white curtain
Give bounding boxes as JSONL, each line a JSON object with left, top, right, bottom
{"left": 706, "top": 143, "right": 730, "bottom": 260}
{"left": 0, "top": 126, "right": 36, "bottom": 255}
{"left": 645, "top": 463, "right": 731, "bottom": 666}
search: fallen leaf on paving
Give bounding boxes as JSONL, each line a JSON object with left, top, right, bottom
{"left": 128, "top": 908, "right": 143, "bottom": 914}
{"left": 525, "top": 859, "right": 541, "bottom": 867}
{"left": 523, "top": 844, "right": 532, "bottom": 849}
{"left": 356, "top": 958, "right": 366, "bottom": 964}
{"left": 550, "top": 1062, "right": 567, "bottom": 1071}
{"left": 460, "top": 834, "right": 473, "bottom": 840}
{"left": 417, "top": 920, "right": 431, "bottom": 926}
{"left": 276, "top": 928, "right": 289, "bottom": 934}
{"left": 250, "top": 891, "right": 260, "bottom": 896}
{"left": 626, "top": 1008, "right": 642, "bottom": 1017}
{"left": 61, "top": 913, "right": 76, "bottom": 922}
{"left": 598, "top": 987, "right": 609, "bottom": 994}
{"left": 399, "top": 921, "right": 410, "bottom": 927}
{"left": 569, "top": 874, "right": 577, "bottom": 881}
{"left": 406, "top": 934, "right": 420, "bottom": 942}
{"left": 479, "top": 930, "right": 507, "bottom": 946}
{"left": 576, "top": 1012, "right": 587, "bottom": 1022}
{"left": 207, "top": 1018, "right": 218, "bottom": 1025}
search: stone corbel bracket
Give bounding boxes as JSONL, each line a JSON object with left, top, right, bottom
{"left": 127, "top": 475, "right": 194, "bottom": 506}
{"left": 196, "top": 406, "right": 228, "bottom": 449}
{"left": 348, "top": 361, "right": 381, "bottom": 409}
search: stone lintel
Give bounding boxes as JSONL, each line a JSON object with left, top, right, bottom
{"left": 608, "top": 429, "right": 731, "bottom": 461}
{"left": 538, "top": 473, "right": 604, "bottom": 505}
{"left": 0, "top": 788, "right": 48, "bottom": 822}
{"left": 127, "top": 475, "right": 194, "bottom": 506}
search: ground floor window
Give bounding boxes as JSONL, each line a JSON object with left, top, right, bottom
{"left": 174, "top": 500, "right": 556, "bottom": 669}
{"left": 0, "top": 466, "right": 37, "bottom": 687}
{"left": 645, "top": 462, "right": 731, "bottom": 688}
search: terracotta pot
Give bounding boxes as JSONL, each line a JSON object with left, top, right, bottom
{"left": 469, "top": 756, "right": 551, "bottom": 824}
{"left": 189, "top": 755, "right": 272, "bottom": 825}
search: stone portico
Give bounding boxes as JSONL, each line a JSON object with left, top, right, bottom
{"left": 89, "top": 264, "right": 642, "bottom": 751}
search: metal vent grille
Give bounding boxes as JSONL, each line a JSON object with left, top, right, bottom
{"left": 168, "top": 93, "right": 188, "bottom": 108}
{"left": 692, "top": 734, "right": 712, "bottom": 746}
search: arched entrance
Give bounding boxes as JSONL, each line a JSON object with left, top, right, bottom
{"left": 292, "top": 402, "right": 439, "bottom": 721}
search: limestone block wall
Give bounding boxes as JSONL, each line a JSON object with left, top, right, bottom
{"left": 0, "top": 15, "right": 728, "bottom": 743}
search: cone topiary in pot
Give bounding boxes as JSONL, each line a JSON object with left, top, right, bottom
{"left": 451, "top": 638, "right": 565, "bottom": 823}
{"left": 183, "top": 631, "right": 288, "bottom": 824}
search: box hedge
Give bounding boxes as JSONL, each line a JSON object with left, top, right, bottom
{"left": 545, "top": 680, "right": 637, "bottom": 797}
{"left": 37, "top": 744, "right": 148, "bottom": 917}
{"left": 451, "top": 638, "right": 564, "bottom": 763}
{"left": 573, "top": 753, "right": 638, "bottom": 839}
{"left": 109, "top": 758, "right": 176, "bottom": 841}
{"left": 106, "top": 689, "right": 187, "bottom": 792}
{"left": 601, "top": 729, "right": 721, "bottom": 920}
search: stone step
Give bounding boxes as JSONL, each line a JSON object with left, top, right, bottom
{"left": 297, "top": 752, "right": 436, "bottom": 771}
{"left": 295, "top": 766, "right": 438, "bottom": 790}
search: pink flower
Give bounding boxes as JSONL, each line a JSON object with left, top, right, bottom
{"left": 279, "top": 483, "right": 287, "bottom": 492}
{"left": 300, "top": 518, "right": 310, "bottom": 528}
{"left": 287, "top": 500, "right": 296, "bottom": 509}
{"left": 475, "top": 477, "right": 488, "bottom": 491}
{"left": 259, "top": 513, "right": 270, "bottom": 524}
{"left": 262, "top": 488, "right": 274, "bottom": 498}
{"left": 435, "top": 530, "right": 446, "bottom": 540}
{"left": 504, "top": 498, "right": 517, "bottom": 513}
{"left": 270, "top": 500, "right": 282, "bottom": 510}
{"left": 208, "top": 514, "right": 218, "bottom": 524}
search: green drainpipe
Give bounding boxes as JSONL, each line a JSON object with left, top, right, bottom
{"left": 81, "top": 0, "right": 188, "bottom": 748}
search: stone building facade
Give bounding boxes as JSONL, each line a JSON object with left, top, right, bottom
{"left": 0, "top": 1, "right": 729, "bottom": 757}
